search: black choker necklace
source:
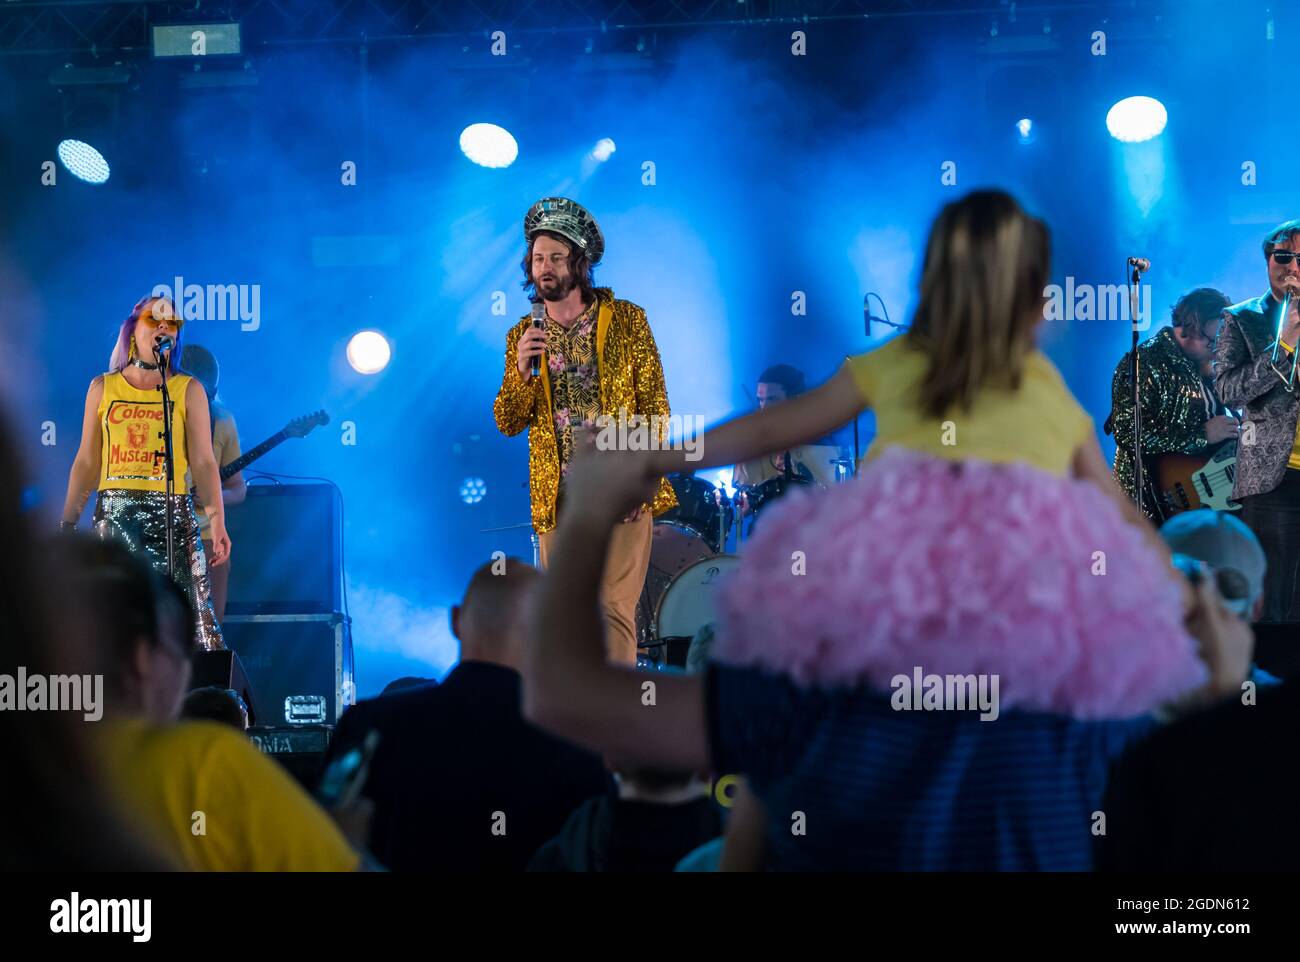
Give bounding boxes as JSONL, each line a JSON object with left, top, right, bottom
{"left": 128, "top": 357, "right": 160, "bottom": 371}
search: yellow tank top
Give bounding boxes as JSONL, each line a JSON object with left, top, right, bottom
{"left": 97, "top": 371, "right": 192, "bottom": 492}
{"left": 845, "top": 336, "right": 1094, "bottom": 476}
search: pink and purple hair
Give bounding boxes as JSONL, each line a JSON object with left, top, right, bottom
{"left": 107, "top": 295, "right": 185, "bottom": 375}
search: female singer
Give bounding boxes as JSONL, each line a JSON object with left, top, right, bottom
{"left": 61, "top": 295, "right": 230, "bottom": 649}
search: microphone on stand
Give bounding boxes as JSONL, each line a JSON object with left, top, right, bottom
{"left": 864, "top": 292, "right": 901, "bottom": 336}
{"left": 153, "top": 335, "right": 175, "bottom": 361}
{"left": 529, "top": 300, "right": 545, "bottom": 380}
{"left": 1127, "top": 257, "right": 1151, "bottom": 273}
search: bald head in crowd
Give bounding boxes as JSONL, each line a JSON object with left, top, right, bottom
{"left": 451, "top": 557, "right": 540, "bottom": 670}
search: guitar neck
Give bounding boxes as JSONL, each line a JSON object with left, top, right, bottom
{"left": 222, "top": 431, "right": 289, "bottom": 481}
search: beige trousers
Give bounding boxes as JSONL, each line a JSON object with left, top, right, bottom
{"left": 538, "top": 511, "right": 653, "bottom": 665}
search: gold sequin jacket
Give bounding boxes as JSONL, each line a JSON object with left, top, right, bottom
{"left": 494, "top": 287, "right": 677, "bottom": 534}
{"left": 1106, "top": 326, "right": 1217, "bottom": 518}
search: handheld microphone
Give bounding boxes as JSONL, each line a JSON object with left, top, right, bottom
{"left": 1127, "top": 257, "right": 1151, "bottom": 273}
{"left": 529, "top": 301, "right": 545, "bottom": 379}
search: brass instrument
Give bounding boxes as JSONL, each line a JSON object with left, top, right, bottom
{"left": 1269, "top": 286, "right": 1300, "bottom": 392}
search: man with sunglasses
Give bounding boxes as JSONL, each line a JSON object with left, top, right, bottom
{"left": 1215, "top": 220, "right": 1300, "bottom": 621}
{"left": 1106, "top": 287, "right": 1235, "bottom": 519}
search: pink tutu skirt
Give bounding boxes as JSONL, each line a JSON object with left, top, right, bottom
{"left": 714, "top": 447, "right": 1207, "bottom": 719}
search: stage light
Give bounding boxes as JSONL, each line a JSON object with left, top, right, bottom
{"left": 1015, "top": 118, "right": 1035, "bottom": 144}
{"left": 1106, "top": 96, "right": 1167, "bottom": 143}
{"left": 458, "top": 123, "right": 518, "bottom": 169}
{"left": 151, "top": 22, "right": 242, "bottom": 58}
{"left": 346, "top": 330, "right": 391, "bottom": 374}
{"left": 591, "top": 138, "right": 616, "bottom": 163}
{"left": 56, "top": 139, "right": 110, "bottom": 184}
{"left": 701, "top": 468, "right": 735, "bottom": 498}
{"left": 459, "top": 477, "right": 487, "bottom": 504}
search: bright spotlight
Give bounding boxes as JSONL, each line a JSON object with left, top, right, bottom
{"left": 459, "top": 477, "right": 487, "bottom": 505}
{"left": 1015, "top": 118, "right": 1034, "bottom": 143}
{"left": 57, "top": 139, "right": 110, "bottom": 184}
{"left": 458, "top": 123, "right": 518, "bottom": 168}
{"left": 702, "top": 468, "right": 735, "bottom": 498}
{"left": 346, "top": 330, "right": 391, "bottom": 375}
{"left": 1106, "top": 96, "right": 1167, "bottom": 143}
{"left": 591, "top": 138, "right": 616, "bottom": 163}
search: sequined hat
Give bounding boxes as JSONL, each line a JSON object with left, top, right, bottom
{"left": 523, "top": 197, "right": 604, "bottom": 265}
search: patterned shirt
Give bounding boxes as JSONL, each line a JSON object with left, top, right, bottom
{"left": 1106, "top": 326, "right": 1222, "bottom": 519}
{"left": 705, "top": 663, "right": 1156, "bottom": 871}
{"left": 545, "top": 298, "right": 601, "bottom": 491}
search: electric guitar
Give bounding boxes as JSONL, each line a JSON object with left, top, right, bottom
{"left": 1144, "top": 441, "right": 1240, "bottom": 521}
{"left": 218, "top": 410, "right": 329, "bottom": 481}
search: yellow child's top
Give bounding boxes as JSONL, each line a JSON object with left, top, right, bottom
{"left": 100, "top": 718, "right": 360, "bottom": 872}
{"left": 846, "top": 335, "right": 1094, "bottom": 476}
{"left": 97, "top": 371, "right": 193, "bottom": 492}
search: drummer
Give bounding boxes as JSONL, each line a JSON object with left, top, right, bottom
{"left": 731, "top": 365, "right": 840, "bottom": 491}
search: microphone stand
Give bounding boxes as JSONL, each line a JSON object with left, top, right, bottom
{"left": 859, "top": 293, "right": 909, "bottom": 475}
{"left": 157, "top": 346, "right": 177, "bottom": 579}
{"left": 1127, "top": 261, "right": 1146, "bottom": 511}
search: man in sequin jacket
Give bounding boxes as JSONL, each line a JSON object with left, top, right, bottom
{"left": 1106, "top": 287, "right": 1236, "bottom": 520}
{"left": 494, "top": 197, "right": 676, "bottom": 664}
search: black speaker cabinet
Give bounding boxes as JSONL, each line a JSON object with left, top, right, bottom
{"left": 221, "top": 614, "right": 354, "bottom": 726}
{"left": 189, "top": 649, "right": 260, "bottom": 726}
{"left": 224, "top": 482, "right": 343, "bottom": 615}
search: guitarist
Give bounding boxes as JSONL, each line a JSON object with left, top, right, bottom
{"left": 1105, "top": 287, "right": 1235, "bottom": 520}
{"left": 181, "top": 345, "right": 246, "bottom": 621}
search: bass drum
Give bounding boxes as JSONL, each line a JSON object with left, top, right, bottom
{"left": 636, "top": 520, "right": 715, "bottom": 651}
{"left": 649, "top": 554, "right": 741, "bottom": 665}
{"left": 635, "top": 473, "right": 733, "bottom": 653}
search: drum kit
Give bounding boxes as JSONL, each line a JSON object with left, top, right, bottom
{"left": 486, "top": 451, "right": 859, "bottom": 671}
{"left": 635, "top": 462, "right": 853, "bottom": 668}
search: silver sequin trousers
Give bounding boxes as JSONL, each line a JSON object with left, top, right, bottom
{"left": 92, "top": 489, "right": 225, "bottom": 650}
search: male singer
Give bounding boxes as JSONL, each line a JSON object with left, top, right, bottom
{"left": 493, "top": 197, "right": 676, "bottom": 663}
{"left": 1215, "top": 219, "right": 1300, "bottom": 620}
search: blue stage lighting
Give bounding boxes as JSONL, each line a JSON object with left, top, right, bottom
{"left": 56, "top": 139, "right": 110, "bottom": 184}
{"left": 701, "top": 468, "right": 735, "bottom": 498}
{"left": 459, "top": 477, "right": 487, "bottom": 504}
{"left": 458, "top": 123, "right": 518, "bottom": 168}
{"left": 346, "top": 330, "right": 391, "bottom": 374}
{"left": 1106, "top": 96, "right": 1167, "bottom": 143}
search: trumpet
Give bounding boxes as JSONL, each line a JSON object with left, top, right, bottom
{"left": 1269, "top": 282, "right": 1300, "bottom": 392}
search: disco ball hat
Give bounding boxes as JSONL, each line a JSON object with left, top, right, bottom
{"left": 524, "top": 197, "right": 605, "bottom": 265}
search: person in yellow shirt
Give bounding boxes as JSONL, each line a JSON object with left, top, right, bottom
{"left": 57, "top": 535, "right": 364, "bottom": 872}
